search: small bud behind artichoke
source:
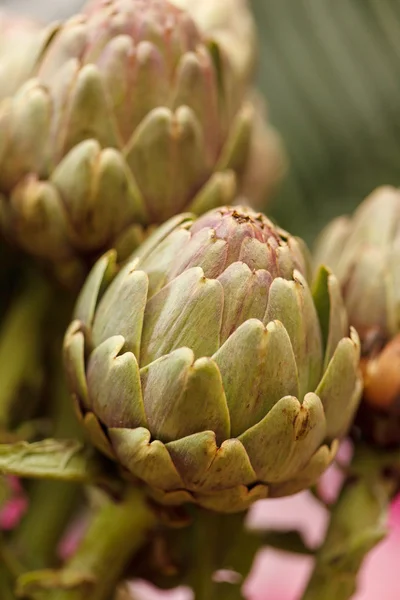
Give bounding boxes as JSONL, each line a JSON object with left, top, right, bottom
{"left": 0, "top": 0, "right": 281, "bottom": 286}
{"left": 64, "top": 205, "right": 361, "bottom": 512}
{"left": 314, "top": 186, "right": 400, "bottom": 446}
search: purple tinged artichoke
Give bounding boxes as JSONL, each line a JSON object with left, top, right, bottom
{"left": 85, "top": 0, "right": 257, "bottom": 90}
{"left": 314, "top": 186, "right": 400, "bottom": 446}
{"left": 64, "top": 206, "right": 362, "bottom": 512}
{"left": 0, "top": 0, "right": 276, "bottom": 286}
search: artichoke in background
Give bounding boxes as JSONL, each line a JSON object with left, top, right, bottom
{"left": 0, "top": 0, "right": 281, "bottom": 286}
{"left": 314, "top": 187, "right": 400, "bottom": 446}
{"left": 64, "top": 205, "right": 361, "bottom": 512}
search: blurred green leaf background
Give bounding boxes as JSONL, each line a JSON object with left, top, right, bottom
{"left": 251, "top": 0, "right": 400, "bottom": 242}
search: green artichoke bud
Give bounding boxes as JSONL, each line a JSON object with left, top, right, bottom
{"left": 314, "top": 186, "right": 400, "bottom": 446}
{"left": 64, "top": 205, "right": 361, "bottom": 512}
{"left": 0, "top": 0, "right": 271, "bottom": 286}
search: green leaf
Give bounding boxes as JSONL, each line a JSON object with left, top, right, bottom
{"left": 258, "top": 530, "right": 315, "bottom": 556}
{"left": 251, "top": 0, "right": 400, "bottom": 243}
{"left": 16, "top": 569, "right": 95, "bottom": 596}
{"left": 0, "top": 439, "right": 115, "bottom": 487}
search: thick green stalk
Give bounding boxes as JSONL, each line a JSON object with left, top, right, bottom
{"left": 13, "top": 480, "right": 82, "bottom": 569}
{"left": 0, "top": 275, "right": 50, "bottom": 429}
{"left": 0, "top": 531, "right": 23, "bottom": 599}
{"left": 43, "top": 488, "right": 154, "bottom": 600}
{"left": 14, "top": 367, "right": 83, "bottom": 569}
{"left": 17, "top": 488, "right": 156, "bottom": 600}
{"left": 0, "top": 566, "right": 17, "bottom": 600}
{"left": 302, "top": 445, "right": 399, "bottom": 600}
{"left": 187, "top": 511, "right": 258, "bottom": 600}
{"left": 191, "top": 511, "right": 220, "bottom": 600}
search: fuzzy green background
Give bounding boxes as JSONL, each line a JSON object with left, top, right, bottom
{"left": 251, "top": 0, "right": 400, "bottom": 242}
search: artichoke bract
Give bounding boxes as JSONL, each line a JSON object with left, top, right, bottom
{"left": 314, "top": 187, "right": 400, "bottom": 445}
{"left": 64, "top": 206, "right": 362, "bottom": 512}
{"left": 168, "top": 0, "right": 256, "bottom": 91}
{"left": 0, "top": 0, "right": 267, "bottom": 285}
{"left": 0, "top": 13, "right": 57, "bottom": 102}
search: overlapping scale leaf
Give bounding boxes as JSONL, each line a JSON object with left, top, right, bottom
{"left": 86, "top": 336, "right": 147, "bottom": 429}
{"left": 63, "top": 321, "right": 90, "bottom": 410}
{"left": 217, "top": 263, "right": 272, "bottom": 343}
{"left": 0, "top": 82, "right": 52, "bottom": 191}
{"left": 101, "top": 38, "right": 171, "bottom": 140}
{"left": 166, "top": 433, "right": 256, "bottom": 492}
{"left": 264, "top": 271, "right": 323, "bottom": 399}
{"left": 73, "top": 250, "right": 118, "bottom": 330}
{"left": 344, "top": 248, "right": 388, "bottom": 340}
{"left": 50, "top": 140, "right": 147, "bottom": 248}
{"left": 213, "top": 319, "right": 299, "bottom": 437}
{"left": 140, "top": 267, "right": 223, "bottom": 365}
{"left": 312, "top": 266, "right": 349, "bottom": 368}
{"left": 173, "top": 48, "right": 221, "bottom": 164}
{"left": 3, "top": 179, "right": 71, "bottom": 262}
{"left": 314, "top": 217, "right": 350, "bottom": 275}
{"left": 124, "top": 106, "right": 209, "bottom": 222}
{"left": 92, "top": 263, "right": 148, "bottom": 356}
{"left": 268, "top": 441, "right": 338, "bottom": 498}
{"left": 239, "top": 394, "right": 326, "bottom": 484}
{"left": 165, "top": 227, "right": 229, "bottom": 281}
{"left": 53, "top": 62, "right": 122, "bottom": 157}
{"left": 315, "top": 329, "right": 361, "bottom": 441}
{"left": 342, "top": 187, "right": 400, "bottom": 252}
{"left": 136, "top": 228, "right": 192, "bottom": 295}
{"left": 140, "top": 349, "right": 230, "bottom": 444}
{"left": 109, "top": 427, "right": 185, "bottom": 491}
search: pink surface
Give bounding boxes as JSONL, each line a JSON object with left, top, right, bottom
{"left": 245, "top": 492, "right": 400, "bottom": 600}
{"left": 124, "top": 492, "right": 400, "bottom": 599}
{"left": 126, "top": 581, "right": 193, "bottom": 600}
{"left": 0, "top": 476, "right": 28, "bottom": 530}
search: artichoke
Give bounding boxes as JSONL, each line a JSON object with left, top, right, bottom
{"left": 0, "top": 0, "right": 274, "bottom": 286}
{"left": 64, "top": 205, "right": 362, "bottom": 513}
{"left": 314, "top": 186, "right": 400, "bottom": 446}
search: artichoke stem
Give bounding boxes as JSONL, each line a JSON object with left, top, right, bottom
{"left": 0, "top": 532, "right": 23, "bottom": 600}
{"left": 13, "top": 481, "right": 81, "bottom": 569}
{"left": 189, "top": 510, "right": 246, "bottom": 600}
{"left": 13, "top": 356, "right": 83, "bottom": 569}
{"left": 0, "top": 275, "right": 50, "bottom": 429}
{"left": 301, "top": 445, "right": 397, "bottom": 600}
{"left": 47, "top": 488, "right": 156, "bottom": 600}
